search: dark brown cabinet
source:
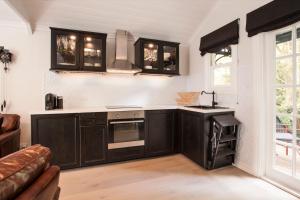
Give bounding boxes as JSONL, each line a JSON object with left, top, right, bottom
{"left": 145, "top": 110, "right": 175, "bottom": 156}
{"left": 51, "top": 27, "right": 107, "bottom": 72}
{"left": 80, "top": 125, "right": 106, "bottom": 166}
{"left": 180, "top": 110, "right": 235, "bottom": 169}
{"left": 31, "top": 109, "right": 235, "bottom": 170}
{"left": 31, "top": 114, "right": 80, "bottom": 169}
{"left": 181, "top": 111, "right": 204, "bottom": 167}
{"left": 31, "top": 112, "right": 107, "bottom": 169}
{"left": 134, "top": 38, "right": 180, "bottom": 75}
{"left": 79, "top": 112, "right": 107, "bottom": 167}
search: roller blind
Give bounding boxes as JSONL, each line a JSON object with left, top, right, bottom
{"left": 199, "top": 19, "right": 239, "bottom": 56}
{"left": 246, "top": 0, "right": 300, "bottom": 37}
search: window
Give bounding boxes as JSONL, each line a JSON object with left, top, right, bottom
{"left": 273, "top": 25, "right": 300, "bottom": 179}
{"left": 208, "top": 45, "right": 237, "bottom": 93}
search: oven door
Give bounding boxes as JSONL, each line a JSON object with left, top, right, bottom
{"left": 108, "top": 119, "right": 145, "bottom": 149}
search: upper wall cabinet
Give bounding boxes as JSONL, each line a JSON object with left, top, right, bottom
{"left": 50, "top": 28, "right": 107, "bottom": 72}
{"left": 134, "top": 38, "right": 180, "bottom": 75}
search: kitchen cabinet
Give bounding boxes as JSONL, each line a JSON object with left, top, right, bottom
{"left": 31, "top": 114, "right": 80, "bottom": 169}
{"left": 79, "top": 113, "right": 107, "bottom": 166}
{"left": 180, "top": 110, "right": 234, "bottom": 169}
{"left": 145, "top": 110, "right": 175, "bottom": 156}
{"left": 134, "top": 38, "right": 180, "bottom": 75}
{"left": 80, "top": 126, "right": 106, "bottom": 166}
{"left": 31, "top": 112, "right": 107, "bottom": 169}
{"left": 31, "top": 108, "right": 235, "bottom": 170}
{"left": 51, "top": 27, "right": 107, "bottom": 72}
{"left": 181, "top": 111, "right": 204, "bottom": 166}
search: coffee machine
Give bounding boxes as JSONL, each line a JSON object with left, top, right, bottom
{"left": 45, "top": 93, "right": 57, "bottom": 110}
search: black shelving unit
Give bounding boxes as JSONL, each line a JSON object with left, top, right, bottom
{"left": 209, "top": 115, "right": 240, "bottom": 169}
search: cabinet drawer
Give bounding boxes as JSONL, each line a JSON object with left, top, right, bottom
{"left": 108, "top": 146, "right": 144, "bottom": 162}
{"left": 79, "top": 112, "right": 107, "bottom": 126}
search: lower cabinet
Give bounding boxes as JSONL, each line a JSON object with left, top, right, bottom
{"left": 145, "top": 110, "right": 175, "bottom": 156}
{"left": 180, "top": 110, "right": 235, "bottom": 169}
{"left": 31, "top": 114, "right": 80, "bottom": 169}
{"left": 31, "top": 109, "right": 234, "bottom": 170}
{"left": 181, "top": 111, "right": 204, "bottom": 167}
{"left": 80, "top": 125, "right": 107, "bottom": 166}
{"left": 31, "top": 113, "right": 107, "bottom": 170}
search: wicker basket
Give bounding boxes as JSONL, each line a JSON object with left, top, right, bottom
{"left": 176, "top": 92, "right": 200, "bottom": 106}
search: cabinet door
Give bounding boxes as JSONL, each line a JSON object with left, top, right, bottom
{"left": 51, "top": 29, "right": 81, "bottom": 70}
{"left": 31, "top": 114, "right": 80, "bottom": 169}
{"left": 81, "top": 33, "right": 106, "bottom": 72}
{"left": 162, "top": 44, "right": 179, "bottom": 75}
{"left": 80, "top": 125, "right": 107, "bottom": 166}
{"left": 181, "top": 112, "right": 202, "bottom": 165}
{"left": 145, "top": 110, "right": 174, "bottom": 156}
{"left": 142, "top": 41, "right": 161, "bottom": 73}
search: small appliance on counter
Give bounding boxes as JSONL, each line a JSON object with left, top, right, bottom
{"left": 56, "top": 96, "right": 63, "bottom": 109}
{"left": 45, "top": 93, "right": 63, "bottom": 110}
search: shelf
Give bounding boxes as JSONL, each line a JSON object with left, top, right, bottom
{"left": 219, "top": 135, "right": 236, "bottom": 142}
{"left": 216, "top": 148, "right": 235, "bottom": 159}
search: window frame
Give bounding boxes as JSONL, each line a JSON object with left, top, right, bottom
{"left": 206, "top": 45, "right": 238, "bottom": 94}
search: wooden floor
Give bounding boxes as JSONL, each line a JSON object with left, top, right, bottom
{"left": 60, "top": 155, "right": 299, "bottom": 200}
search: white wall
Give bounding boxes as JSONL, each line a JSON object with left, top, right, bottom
{"left": 187, "top": 0, "right": 271, "bottom": 175}
{"left": 0, "top": 27, "right": 188, "bottom": 146}
{"left": 1, "top": 0, "right": 274, "bottom": 176}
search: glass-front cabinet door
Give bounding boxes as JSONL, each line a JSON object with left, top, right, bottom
{"left": 162, "top": 44, "right": 179, "bottom": 74}
{"left": 143, "top": 42, "right": 160, "bottom": 72}
{"left": 51, "top": 28, "right": 107, "bottom": 72}
{"left": 51, "top": 29, "right": 80, "bottom": 70}
{"left": 82, "top": 33, "right": 106, "bottom": 72}
{"left": 134, "top": 38, "right": 180, "bottom": 75}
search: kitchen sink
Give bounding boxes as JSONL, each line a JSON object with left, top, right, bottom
{"left": 185, "top": 105, "right": 229, "bottom": 110}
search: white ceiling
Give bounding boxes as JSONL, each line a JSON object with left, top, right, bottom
{"left": 1, "top": 0, "right": 218, "bottom": 43}
{"left": 0, "top": 0, "right": 25, "bottom": 26}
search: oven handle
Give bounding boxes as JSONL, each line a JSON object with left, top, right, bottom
{"left": 109, "top": 120, "right": 144, "bottom": 124}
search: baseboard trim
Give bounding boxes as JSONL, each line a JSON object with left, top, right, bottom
{"left": 234, "top": 163, "right": 300, "bottom": 198}
{"left": 233, "top": 162, "right": 257, "bottom": 176}
{"left": 262, "top": 177, "right": 300, "bottom": 198}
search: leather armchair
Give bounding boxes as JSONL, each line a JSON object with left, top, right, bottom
{"left": 0, "top": 145, "right": 61, "bottom": 200}
{"left": 0, "top": 114, "right": 21, "bottom": 157}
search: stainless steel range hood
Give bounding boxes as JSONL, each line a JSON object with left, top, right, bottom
{"left": 107, "top": 30, "right": 142, "bottom": 74}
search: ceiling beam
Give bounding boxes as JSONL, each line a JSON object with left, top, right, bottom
{"left": 3, "top": 0, "right": 33, "bottom": 34}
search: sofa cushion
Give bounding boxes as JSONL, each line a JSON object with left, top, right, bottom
{"left": 0, "top": 145, "right": 51, "bottom": 200}
{"left": 1, "top": 114, "right": 20, "bottom": 132}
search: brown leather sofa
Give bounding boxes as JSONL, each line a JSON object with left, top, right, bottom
{"left": 0, "top": 114, "right": 21, "bottom": 157}
{"left": 0, "top": 144, "right": 61, "bottom": 200}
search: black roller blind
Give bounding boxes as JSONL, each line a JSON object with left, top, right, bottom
{"left": 199, "top": 19, "right": 239, "bottom": 56}
{"left": 246, "top": 0, "right": 300, "bottom": 37}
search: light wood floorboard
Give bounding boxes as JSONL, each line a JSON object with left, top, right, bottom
{"left": 60, "top": 154, "right": 299, "bottom": 200}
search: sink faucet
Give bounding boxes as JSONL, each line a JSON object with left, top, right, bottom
{"left": 201, "top": 91, "right": 218, "bottom": 108}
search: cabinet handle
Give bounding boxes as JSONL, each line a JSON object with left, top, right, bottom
{"left": 110, "top": 120, "right": 144, "bottom": 124}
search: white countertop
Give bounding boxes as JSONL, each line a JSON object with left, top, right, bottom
{"left": 30, "top": 105, "right": 234, "bottom": 115}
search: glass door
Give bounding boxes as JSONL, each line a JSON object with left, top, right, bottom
{"left": 162, "top": 44, "right": 179, "bottom": 74}
{"left": 81, "top": 33, "right": 106, "bottom": 72}
{"left": 266, "top": 23, "right": 300, "bottom": 193}
{"left": 143, "top": 41, "right": 160, "bottom": 72}
{"left": 52, "top": 30, "right": 80, "bottom": 70}
{"left": 108, "top": 119, "right": 145, "bottom": 149}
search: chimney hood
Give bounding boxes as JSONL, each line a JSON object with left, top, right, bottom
{"left": 107, "top": 30, "right": 142, "bottom": 74}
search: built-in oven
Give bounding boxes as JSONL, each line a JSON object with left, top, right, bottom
{"left": 107, "top": 111, "right": 145, "bottom": 150}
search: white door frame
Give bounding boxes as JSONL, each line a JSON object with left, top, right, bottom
{"left": 261, "top": 23, "right": 300, "bottom": 195}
